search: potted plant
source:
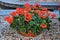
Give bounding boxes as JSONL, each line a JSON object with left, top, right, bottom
{"left": 4, "top": 3, "right": 56, "bottom": 37}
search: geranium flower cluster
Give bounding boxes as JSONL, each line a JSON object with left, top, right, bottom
{"left": 4, "top": 3, "right": 56, "bottom": 37}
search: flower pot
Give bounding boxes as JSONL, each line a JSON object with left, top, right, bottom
{"left": 17, "top": 31, "right": 36, "bottom": 37}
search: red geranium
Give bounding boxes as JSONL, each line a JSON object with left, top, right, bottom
{"left": 32, "top": 2, "right": 39, "bottom": 9}
{"left": 24, "top": 13, "right": 32, "bottom": 22}
{"left": 16, "top": 8, "right": 24, "bottom": 15}
{"left": 40, "top": 15, "right": 47, "bottom": 19}
{"left": 32, "top": 4, "right": 37, "bottom": 9}
{"left": 46, "top": 11, "right": 51, "bottom": 16}
{"left": 24, "top": 3, "right": 30, "bottom": 8}
{"left": 38, "top": 11, "right": 45, "bottom": 15}
{"left": 10, "top": 11, "right": 17, "bottom": 16}
{"left": 16, "top": 8, "right": 20, "bottom": 13}
{"left": 51, "top": 14, "right": 56, "bottom": 18}
{"left": 4, "top": 16, "right": 14, "bottom": 24}
{"left": 4, "top": 3, "right": 57, "bottom": 37}
{"left": 25, "top": 7, "right": 31, "bottom": 12}
{"left": 34, "top": 10, "right": 40, "bottom": 14}
{"left": 40, "top": 23, "right": 47, "bottom": 29}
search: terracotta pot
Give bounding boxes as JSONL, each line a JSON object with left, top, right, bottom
{"left": 17, "top": 31, "right": 36, "bottom": 37}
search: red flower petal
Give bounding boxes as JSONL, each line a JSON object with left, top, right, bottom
{"left": 32, "top": 5, "right": 36, "bottom": 9}
{"left": 46, "top": 11, "right": 51, "bottom": 16}
{"left": 40, "top": 23, "right": 47, "bottom": 29}
{"left": 24, "top": 3, "right": 30, "bottom": 8}
{"left": 4, "top": 16, "right": 14, "bottom": 24}
{"left": 51, "top": 14, "right": 56, "bottom": 18}
{"left": 10, "top": 11, "right": 17, "bottom": 16}
{"left": 34, "top": 10, "right": 40, "bottom": 14}
{"left": 40, "top": 15, "right": 47, "bottom": 19}
{"left": 25, "top": 7, "right": 31, "bottom": 12}
{"left": 24, "top": 13, "right": 32, "bottom": 22}
{"left": 16, "top": 8, "right": 24, "bottom": 15}
{"left": 38, "top": 11, "right": 45, "bottom": 15}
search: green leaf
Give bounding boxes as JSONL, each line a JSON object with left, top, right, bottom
{"left": 14, "top": 16, "right": 19, "bottom": 19}
{"left": 32, "top": 16, "right": 37, "bottom": 20}
{"left": 36, "top": 26, "right": 43, "bottom": 35}
{"left": 29, "top": 21, "right": 35, "bottom": 26}
{"left": 10, "top": 21, "right": 17, "bottom": 30}
{"left": 31, "top": 26, "right": 37, "bottom": 34}
{"left": 19, "top": 25, "right": 26, "bottom": 34}
{"left": 24, "top": 21, "right": 31, "bottom": 31}
{"left": 41, "top": 19, "right": 46, "bottom": 23}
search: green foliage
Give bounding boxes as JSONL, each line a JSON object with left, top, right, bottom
{"left": 10, "top": 12, "right": 51, "bottom": 35}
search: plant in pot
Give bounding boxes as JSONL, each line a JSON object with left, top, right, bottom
{"left": 4, "top": 3, "right": 56, "bottom": 37}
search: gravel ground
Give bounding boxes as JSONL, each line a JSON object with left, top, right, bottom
{"left": 0, "top": 16, "right": 60, "bottom": 40}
